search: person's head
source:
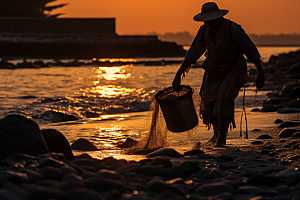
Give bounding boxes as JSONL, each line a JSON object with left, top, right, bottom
{"left": 203, "top": 17, "right": 223, "bottom": 30}
{"left": 193, "top": 2, "right": 228, "bottom": 22}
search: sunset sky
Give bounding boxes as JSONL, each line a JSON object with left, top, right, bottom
{"left": 52, "top": 0, "right": 300, "bottom": 36}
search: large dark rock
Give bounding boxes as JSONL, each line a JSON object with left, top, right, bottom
{"left": 71, "top": 138, "right": 98, "bottom": 151}
{"left": 281, "top": 82, "right": 300, "bottom": 94}
{"left": 288, "top": 63, "right": 300, "bottom": 74}
{"left": 290, "top": 86, "right": 300, "bottom": 99}
{"left": 277, "top": 108, "right": 300, "bottom": 113}
{"left": 278, "top": 121, "right": 300, "bottom": 128}
{"left": 0, "top": 115, "right": 49, "bottom": 160}
{"left": 41, "top": 129, "right": 74, "bottom": 160}
{"left": 287, "top": 99, "right": 300, "bottom": 108}
{"left": 261, "top": 104, "right": 282, "bottom": 112}
{"left": 279, "top": 129, "right": 300, "bottom": 138}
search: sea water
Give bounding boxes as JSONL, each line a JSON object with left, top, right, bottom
{"left": 0, "top": 46, "right": 299, "bottom": 160}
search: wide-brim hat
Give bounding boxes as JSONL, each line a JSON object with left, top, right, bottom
{"left": 193, "top": 2, "right": 228, "bottom": 22}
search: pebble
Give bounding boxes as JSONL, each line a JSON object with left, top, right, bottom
{"left": 256, "top": 134, "right": 273, "bottom": 139}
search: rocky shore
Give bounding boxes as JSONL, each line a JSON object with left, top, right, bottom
{"left": 0, "top": 49, "right": 300, "bottom": 200}
{"left": 0, "top": 114, "right": 300, "bottom": 200}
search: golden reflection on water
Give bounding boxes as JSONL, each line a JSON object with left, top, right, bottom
{"left": 96, "top": 66, "right": 131, "bottom": 81}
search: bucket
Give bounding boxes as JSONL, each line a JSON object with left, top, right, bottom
{"left": 155, "top": 85, "right": 198, "bottom": 132}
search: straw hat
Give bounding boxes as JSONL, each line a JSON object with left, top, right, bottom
{"left": 193, "top": 2, "right": 228, "bottom": 22}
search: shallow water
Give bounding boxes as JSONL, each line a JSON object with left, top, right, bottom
{"left": 1, "top": 46, "right": 300, "bottom": 160}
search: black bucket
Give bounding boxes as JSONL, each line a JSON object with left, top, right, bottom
{"left": 155, "top": 85, "right": 199, "bottom": 132}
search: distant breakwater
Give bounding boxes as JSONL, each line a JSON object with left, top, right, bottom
{"left": 0, "top": 35, "right": 187, "bottom": 59}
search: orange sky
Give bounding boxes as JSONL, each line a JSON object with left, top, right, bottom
{"left": 52, "top": 0, "right": 300, "bottom": 36}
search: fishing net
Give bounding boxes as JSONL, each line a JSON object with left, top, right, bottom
{"left": 141, "top": 85, "right": 200, "bottom": 150}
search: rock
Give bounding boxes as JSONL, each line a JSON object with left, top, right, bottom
{"left": 278, "top": 108, "right": 300, "bottom": 113}
{"left": 132, "top": 149, "right": 155, "bottom": 155}
{"left": 251, "top": 108, "right": 261, "bottom": 112}
{"left": 146, "top": 179, "right": 183, "bottom": 194}
{"left": 62, "top": 173, "right": 83, "bottom": 182}
{"left": 0, "top": 115, "right": 49, "bottom": 160}
{"left": 290, "top": 86, "right": 300, "bottom": 99}
{"left": 195, "top": 181, "right": 235, "bottom": 196}
{"left": 24, "top": 185, "right": 65, "bottom": 200}
{"left": 261, "top": 150, "right": 271, "bottom": 154}
{"left": 293, "top": 131, "right": 300, "bottom": 138}
{"left": 256, "top": 134, "right": 273, "bottom": 139}
{"left": 251, "top": 141, "right": 264, "bottom": 145}
{"left": 287, "top": 99, "right": 300, "bottom": 108}
{"left": 97, "top": 169, "right": 125, "bottom": 181}
{"left": 143, "top": 166, "right": 171, "bottom": 179}
{"left": 38, "top": 166, "right": 63, "bottom": 180}
{"left": 0, "top": 171, "right": 29, "bottom": 185}
{"left": 42, "top": 111, "right": 79, "bottom": 122}
{"left": 146, "top": 148, "right": 183, "bottom": 158}
{"left": 279, "top": 129, "right": 300, "bottom": 138}
{"left": 101, "top": 157, "right": 128, "bottom": 167}
{"left": 277, "top": 168, "right": 300, "bottom": 184}
{"left": 116, "top": 138, "right": 138, "bottom": 148}
{"left": 71, "top": 138, "right": 98, "bottom": 151}
{"left": 264, "top": 97, "right": 283, "bottom": 105}
{"left": 183, "top": 149, "right": 204, "bottom": 156}
{"left": 85, "top": 177, "right": 127, "bottom": 193}
{"left": 252, "top": 129, "right": 261, "bottom": 132}
{"left": 66, "top": 188, "right": 102, "bottom": 200}
{"left": 41, "top": 129, "right": 74, "bottom": 160}
{"left": 261, "top": 104, "right": 282, "bottom": 112}
{"left": 278, "top": 121, "right": 300, "bottom": 128}
{"left": 246, "top": 174, "right": 279, "bottom": 187}
{"left": 37, "top": 157, "right": 67, "bottom": 168}
{"left": 149, "top": 157, "right": 172, "bottom": 168}
{"left": 288, "top": 63, "right": 300, "bottom": 74}
{"left": 275, "top": 119, "right": 284, "bottom": 123}
{"left": 279, "top": 161, "right": 290, "bottom": 165}
{"left": 115, "top": 163, "right": 143, "bottom": 174}
{"left": 168, "top": 165, "right": 193, "bottom": 179}
{"left": 281, "top": 82, "right": 300, "bottom": 94}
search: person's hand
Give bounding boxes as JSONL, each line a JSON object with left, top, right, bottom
{"left": 256, "top": 73, "right": 265, "bottom": 89}
{"left": 172, "top": 75, "right": 181, "bottom": 92}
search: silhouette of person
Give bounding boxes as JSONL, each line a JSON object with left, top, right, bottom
{"left": 172, "top": 2, "right": 265, "bottom": 147}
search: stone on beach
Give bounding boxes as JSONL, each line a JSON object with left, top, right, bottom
{"left": 41, "top": 129, "right": 74, "bottom": 160}
{"left": 256, "top": 134, "right": 273, "bottom": 139}
{"left": 277, "top": 108, "right": 300, "bottom": 113}
{"left": 278, "top": 121, "right": 300, "bottom": 128}
{"left": 146, "top": 148, "right": 183, "bottom": 158}
{"left": 0, "top": 115, "right": 49, "bottom": 160}
{"left": 279, "top": 128, "right": 300, "bottom": 138}
{"left": 71, "top": 138, "right": 98, "bottom": 151}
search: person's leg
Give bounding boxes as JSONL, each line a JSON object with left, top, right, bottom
{"left": 214, "top": 117, "right": 229, "bottom": 147}
{"left": 207, "top": 116, "right": 219, "bottom": 145}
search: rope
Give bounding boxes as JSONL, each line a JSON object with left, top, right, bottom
{"left": 240, "top": 87, "right": 248, "bottom": 139}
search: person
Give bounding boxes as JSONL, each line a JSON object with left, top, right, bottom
{"left": 172, "top": 2, "right": 265, "bottom": 147}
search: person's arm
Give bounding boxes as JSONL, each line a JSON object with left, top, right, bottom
{"left": 172, "top": 60, "right": 193, "bottom": 91}
{"left": 231, "top": 22, "right": 265, "bottom": 88}
{"left": 172, "top": 25, "right": 206, "bottom": 91}
{"left": 253, "top": 59, "right": 265, "bottom": 89}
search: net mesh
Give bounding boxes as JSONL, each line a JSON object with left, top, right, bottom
{"left": 138, "top": 85, "right": 200, "bottom": 150}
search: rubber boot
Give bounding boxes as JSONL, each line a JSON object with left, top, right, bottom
{"left": 214, "top": 117, "right": 229, "bottom": 147}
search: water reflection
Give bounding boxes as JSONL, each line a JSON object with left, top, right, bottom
{"left": 96, "top": 66, "right": 131, "bottom": 81}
